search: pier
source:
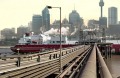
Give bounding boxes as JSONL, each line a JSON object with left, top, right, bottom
{"left": 0, "top": 44, "right": 113, "bottom": 78}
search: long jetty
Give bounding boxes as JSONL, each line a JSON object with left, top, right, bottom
{"left": 0, "top": 44, "right": 112, "bottom": 78}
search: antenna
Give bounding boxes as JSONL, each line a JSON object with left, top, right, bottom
{"left": 99, "top": 0, "right": 106, "bottom": 43}
{"left": 74, "top": 3, "right": 75, "bottom": 10}
{"left": 99, "top": 0, "right": 104, "bottom": 17}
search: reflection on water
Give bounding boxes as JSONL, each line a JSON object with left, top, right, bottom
{"left": 105, "top": 55, "right": 120, "bottom": 78}
{"left": 106, "top": 40, "right": 120, "bottom": 44}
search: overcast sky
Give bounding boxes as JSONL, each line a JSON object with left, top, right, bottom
{"left": 0, "top": 0, "right": 119, "bottom": 30}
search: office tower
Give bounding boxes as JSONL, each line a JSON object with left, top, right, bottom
{"left": 42, "top": 7, "right": 50, "bottom": 32}
{"left": 88, "top": 19, "right": 99, "bottom": 29}
{"left": 108, "top": 7, "right": 118, "bottom": 25}
{"left": 32, "top": 15, "right": 42, "bottom": 34}
{"left": 69, "top": 10, "right": 82, "bottom": 32}
{"left": 17, "top": 26, "right": 29, "bottom": 38}
{"left": 99, "top": 17, "right": 107, "bottom": 28}
{"left": 28, "top": 21, "right": 32, "bottom": 32}
{"left": 1, "top": 28, "right": 16, "bottom": 39}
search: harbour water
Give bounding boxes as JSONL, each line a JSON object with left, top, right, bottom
{"left": 105, "top": 55, "right": 120, "bottom": 78}
{"left": 106, "top": 40, "right": 120, "bottom": 78}
{"left": 0, "top": 46, "right": 13, "bottom": 56}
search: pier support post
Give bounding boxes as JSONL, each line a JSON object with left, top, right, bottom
{"left": 62, "top": 52, "right": 63, "bottom": 56}
{"left": 37, "top": 55, "right": 40, "bottom": 62}
{"left": 49, "top": 54, "right": 52, "bottom": 59}
{"left": 105, "top": 46, "right": 107, "bottom": 59}
{"left": 106, "top": 45, "right": 108, "bottom": 59}
{"left": 53, "top": 54, "right": 56, "bottom": 59}
{"left": 108, "top": 45, "right": 110, "bottom": 58}
{"left": 16, "top": 57, "right": 21, "bottom": 67}
{"left": 110, "top": 46, "right": 112, "bottom": 58}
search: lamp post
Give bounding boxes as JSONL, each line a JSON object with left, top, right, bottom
{"left": 17, "top": 48, "right": 20, "bottom": 67}
{"left": 47, "top": 6, "right": 62, "bottom": 72}
{"left": 17, "top": 48, "right": 20, "bottom": 56}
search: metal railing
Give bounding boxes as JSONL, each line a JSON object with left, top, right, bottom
{"left": 0, "top": 45, "right": 90, "bottom": 78}
{"left": 80, "top": 44, "right": 97, "bottom": 78}
{"left": 96, "top": 46, "right": 112, "bottom": 78}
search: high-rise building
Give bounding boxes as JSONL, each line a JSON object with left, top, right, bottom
{"left": 99, "top": 17, "right": 107, "bottom": 28}
{"left": 69, "top": 10, "right": 83, "bottom": 32}
{"left": 1, "top": 28, "right": 15, "bottom": 39}
{"left": 108, "top": 7, "right": 118, "bottom": 25}
{"left": 17, "top": 26, "right": 29, "bottom": 38}
{"left": 28, "top": 21, "right": 32, "bottom": 32}
{"left": 51, "top": 19, "right": 71, "bottom": 33}
{"left": 32, "top": 15, "right": 42, "bottom": 34}
{"left": 88, "top": 19, "right": 99, "bottom": 29}
{"left": 42, "top": 7, "right": 50, "bottom": 32}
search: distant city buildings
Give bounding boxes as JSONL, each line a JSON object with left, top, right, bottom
{"left": 51, "top": 18, "right": 72, "bottom": 34}
{"left": 1, "top": 6, "right": 86, "bottom": 40}
{"left": 1, "top": 2, "right": 120, "bottom": 41}
{"left": 32, "top": 15, "right": 42, "bottom": 34}
{"left": 108, "top": 7, "right": 118, "bottom": 25}
{"left": 99, "top": 17, "right": 107, "bottom": 29}
{"left": 1, "top": 28, "right": 15, "bottom": 39}
{"left": 69, "top": 10, "right": 83, "bottom": 32}
{"left": 108, "top": 24, "right": 120, "bottom": 37}
{"left": 28, "top": 21, "right": 32, "bottom": 32}
{"left": 31, "top": 7, "right": 50, "bottom": 34}
{"left": 17, "top": 26, "right": 29, "bottom": 38}
{"left": 107, "top": 7, "right": 119, "bottom": 37}
{"left": 88, "top": 19, "right": 99, "bottom": 29}
{"left": 51, "top": 20, "right": 60, "bottom": 29}
{"left": 62, "top": 18, "right": 71, "bottom": 30}
{"left": 119, "top": 21, "right": 120, "bottom": 24}
{"left": 42, "top": 7, "right": 50, "bottom": 32}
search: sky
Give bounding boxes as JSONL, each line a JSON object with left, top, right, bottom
{"left": 0, "top": 0, "right": 120, "bottom": 30}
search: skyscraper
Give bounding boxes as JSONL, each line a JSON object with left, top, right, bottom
{"left": 88, "top": 19, "right": 99, "bottom": 29}
{"left": 42, "top": 7, "right": 50, "bottom": 32}
{"left": 32, "top": 15, "right": 42, "bottom": 34}
{"left": 99, "top": 17, "right": 107, "bottom": 28}
{"left": 108, "top": 7, "right": 118, "bottom": 25}
{"left": 69, "top": 10, "right": 82, "bottom": 32}
{"left": 17, "top": 26, "right": 29, "bottom": 38}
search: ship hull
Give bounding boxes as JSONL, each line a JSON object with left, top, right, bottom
{"left": 112, "top": 44, "right": 120, "bottom": 53}
{"left": 10, "top": 44, "right": 76, "bottom": 53}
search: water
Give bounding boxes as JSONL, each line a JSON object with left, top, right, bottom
{"left": 105, "top": 55, "right": 120, "bottom": 78}
{"left": 0, "top": 46, "right": 14, "bottom": 56}
{"left": 104, "top": 40, "right": 120, "bottom": 78}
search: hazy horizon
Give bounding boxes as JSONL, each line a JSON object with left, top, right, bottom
{"left": 0, "top": 0, "right": 120, "bottom": 30}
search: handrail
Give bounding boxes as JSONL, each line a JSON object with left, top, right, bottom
{"left": 96, "top": 46, "right": 112, "bottom": 78}
{"left": 69, "top": 46, "right": 92, "bottom": 78}
{"left": 0, "top": 45, "right": 84, "bottom": 59}
{"left": 0, "top": 45, "right": 90, "bottom": 78}
{"left": 0, "top": 45, "right": 88, "bottom": 67}
{"left": 80, "top": 44, "right": 97, "bottom": 78}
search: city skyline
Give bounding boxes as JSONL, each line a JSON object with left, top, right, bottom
{"left": 0, "top": 0, "right": 120, "bottom": 30}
